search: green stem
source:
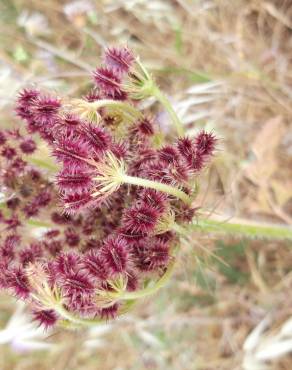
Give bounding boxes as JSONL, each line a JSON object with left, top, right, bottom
{"left": 55, "top": 304, "right": 105, "bottom": 327}
{"left": 27, "top": 219, "right": 54, "bottom": 228}
{"left": 93, "top": 99, "right": 142, "bottom": 118}
{"left": 122, "top": 174, "right": 191, "bottom": 205}
{"left": 153, "top": 86, "right": 184, "bottom": 137}
{"left": 107, "top": 258, "right": 176, "bottom": 301}
{"left": 185, "top": 218, "right": 292, "bottom": 241}
{"left": 58, "top": 300, "right": 138, "bottom": 329}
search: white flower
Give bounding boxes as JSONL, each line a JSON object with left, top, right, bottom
{"left": 0, "top": 302, "right": 54, "bottom": 352}
{"left": 18, "top": 11, "right": 50, "bottom": 37}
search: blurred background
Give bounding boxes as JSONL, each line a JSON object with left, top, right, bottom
{"left": 0, "top": 0, "right": 291, "bottom": 369}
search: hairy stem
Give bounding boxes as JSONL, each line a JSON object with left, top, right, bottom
{"left": 183, "top": 217, "right": 292, "bottom": 241}
{"left": 122, "top": 174, "right": 192, "bottom": 205}
{"left": 92, "top": 99, "right": 142, "bottom": 119}
{"left": 55, "top": 304, "right": 105, "bottom": 327}
{"left": 58, "top": 300, "right": 137, "bottom": 329}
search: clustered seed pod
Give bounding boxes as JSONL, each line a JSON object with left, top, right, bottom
{"left": 0, "top": 46, "right": 217, "bottom": 329}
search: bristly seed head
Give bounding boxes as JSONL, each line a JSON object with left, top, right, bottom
{"left": 56, "top": 164, "right": 93, "bottom": 195}
{"left": 131, "top": 239, "right": 169, "bottom": 272}
{"left": 53, "top": 134, "right": 91, "bottom": 165}
{"left": 32, "top": 309, "right": 58, "bottom": 330}
{"left": 20, "top": 138, "right": 37, "bottom": 154}
{"left": 194, "top": 130, "right": 217, "bottom": 157}
{"left": 122, "top": 203, "right": 159, "bottom": 235}
{"left": 104, "top": 46, "right": 135, "bottom": 75}
{"left": 93, "top": 67, "right": 122, "bottom": 96}
{"left": 63, "top": 192, "right": 94, "bottom": 214}
{"left": 82, "top": 250, "right": 109, "bottom": 281}
{"left": 32, "top": 95, "right": 61, "bottom": 126}
{"left": 101, "top": 236, "right": 129, "bottom": 275}
{"left": 7, "top": 266, "right": 30, "bottom": 299}
{"left": 79, "top": 122, "right": 112, "bottom": 155}
{"left": 138, "top": 189, "right": 167, "bottom": 215}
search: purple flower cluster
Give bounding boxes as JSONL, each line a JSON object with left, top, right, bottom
{"left": 0, "top": 46, "right": 216, "bottom": 329}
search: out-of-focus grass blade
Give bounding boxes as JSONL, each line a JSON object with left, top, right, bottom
{"left": 186, "top": 80, "right": 224, "bottom": 94}
{"left": 155, "top": 66, "right": 212, "bottom": 83}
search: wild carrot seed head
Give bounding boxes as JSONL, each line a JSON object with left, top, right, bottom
{"left": 0, "top": 45, "right": 217, "bottom": 328}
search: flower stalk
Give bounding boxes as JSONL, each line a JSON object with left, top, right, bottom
{"left": 125, "top": 58, "right": 184, "bottom": 136}
{"left": 121, "top": 174, "right": 192, "bottom": 205}
{"left": 91, "top": 152, "right": 192, "bottom": 205}
{"left": 55, "top": 304, "right": 104, "bottom": 327}
{"left": 177, "top": 217, "right": 292, "bottom": 241}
